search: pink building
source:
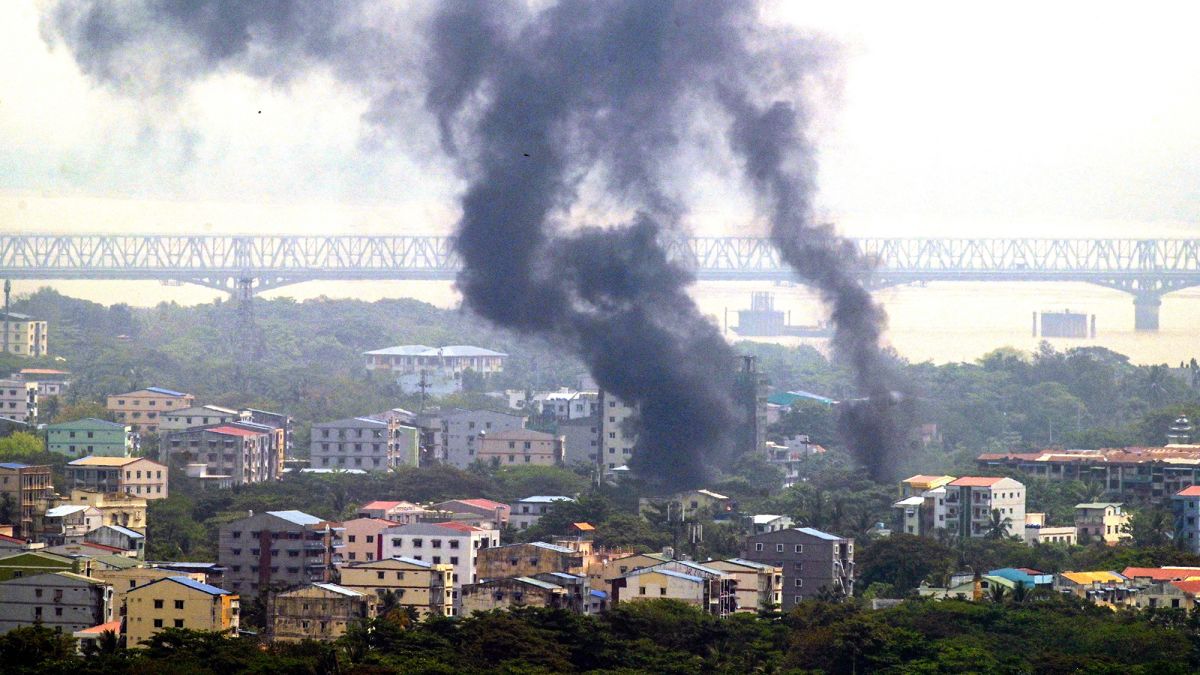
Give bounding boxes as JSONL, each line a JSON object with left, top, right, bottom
{"left": 430, "top": 499, "right": 510, "bottom": 529}
{"left": 340, "top": 517, "right": 398, "bottom": 564}
{"left": 357, "top": 500, "right": 429, "bottom": 523}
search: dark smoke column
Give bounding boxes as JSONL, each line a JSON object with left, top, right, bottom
{"left": 425, "top": 1, "right": 747, "bottom": 489}
{"left": 721, "top": 92, "right": 904, "bottom": 479}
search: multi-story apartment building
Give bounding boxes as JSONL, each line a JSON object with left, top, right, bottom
{"left": 309, "top": 416, "right": 406, "bottom": 471}
{"left": 461, "top": 576, "right": 568, "bottom": 614}
{"left": 47, "top": 418, "right": 133, "bottom": 458}
{"left": 892, "top": 475, "right": 956, "bottom": 536}
{"left": 92, "top": 567, "right": 207, "bottom": 617}
{"left": 0, "top": 312, "right": 48, "bottom": 357}
{"left": 476, "top": 542, "right": 584, "bottom": 580}
{"left": 65, "top": 456, "right": 169, "bottom": 500}
{"left": 439, "top": 408, "right": 526, "bottom": 468}
{"left": 106, "top": 387, "right": 195, "bottom": 434}
{"left": 741, "top": 527, "right": 855, "bottom": 611}
{"left": 1075, "top": 502, "right": 1131, "bottom": 545}
{"left": 611, "top": 560, "right": 738, "bottom": 617}
{"left": 704, "top": 558, "right": 784, "bottom": 613}
{"left": 161, "top": 425, "right": 276, "bottom": 485}
{"left": 945, "top": 477, "right": 1026, "bottom": 539}
{"left": 339, "top": 557, "right": 454, "bottom": 618}
{"left": 431, "top": 498, "right": 510, "bottom": 528}
{"left": 70, "top": 489, "right": 147, "bottom": 531}
{"left": 978, "top": 446, "right": 1200, "bottom": 504}
{"left": 364, "top": 345, "right": 507, "bottom": 396}
{"left": 379, "top": 522, "right": 499, "bottom": 610}
{"left": 765, "top": 435, "right": 826, "bottom": 489}
{"left": 158, "top": 405, "right": 239, "bottom": 433}
{"left": 272, "top": 583, "right": 374, "bottom": 642}
{"left": 0, "top": 571, "right": 112, "bottom": 634}
{"left": 543, "top": 389, "right": 599, "bottom": 420}
{"left": 340, "top": 517, "right": 397, "bottom": 564}
{"left": 598, "top": 390, "right": 637, "bottom": 472}
{"left": 1174, "top": 487, "right": 1200, "bottom": 553}
{"left": 241, "top": 409, "right": 294, "bottom": 458}
{"left": 477, "top": 429, "right": 564, "bottom": 467}
{"left": 40, "top": 505, "right": 101, "bottom": 545}
{"left": 14, "top": 368, "right": 70, "bottom": 397}
{"left": 0, "top": 462, "right": 52, "bottom": 538}
{"left": 0, "top": 379, "right": 38, "bottom": 425}
{"left": 510, "top": 496, "right": 575, "bottom": 530}
{"left": 357, "top": 500, "right": 428, "bottom": 522}
{"left": 559, "top": 416, "right": 601, "bottom": 467}
{"left": 125, "top": 576, "right": 239, "bottom": 647}
{"left": 218, "top": 510, "right": 344, "bottom": 597}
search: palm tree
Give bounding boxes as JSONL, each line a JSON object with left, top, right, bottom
{"left": 988, "top": 582, "right": 1007, "bottom": 603}
{"left": 1009, "top": 582, "right": 1028, "bottom": 604}
{"left": 985, "top": 509, "right": 1013, "bottom": 540}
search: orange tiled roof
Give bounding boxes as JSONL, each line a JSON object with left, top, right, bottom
{"left": 1177, "top": 486, "right": 1200, "bottom": 497}
{"left": 1122, "top": 567, "right": 1200, "bottom": 581}
{"left": 1171, "top": 580, "right": 1200, "bottom": 595}
{"left": 76, "top": 620, "right": 122, "bottom": 634}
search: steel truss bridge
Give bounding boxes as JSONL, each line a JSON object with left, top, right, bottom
{"left": 3, "top": 234, "right": 1199, "bottom": 330}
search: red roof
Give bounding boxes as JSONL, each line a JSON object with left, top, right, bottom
{"left": 1171, "top": 580, "right": 1200, "bottom": 595}
{"left": 208, "top": 426, "right": 263, "bottom": 438}
{"left": 76, "top": 620, "right": 121, "bottom": 635}
{"left": 435, "top": 521, "right": 483, "bottom": 533}
{"left": 949, "top": 476, "right": 1006, "bottom": 487}
{"left": 81, "top": 541, "right": 126, "bottom": 553}
{"left": 19, "top": 368, "right": 70, "bottom": 376}
{"left": 1177, "top": 486, "right": 1200, "bottom": 497}
{"left": 1122, "top": 567, "right": 1200, "bottom": 581}
{"left": 453, "top": 498, "right": 507, "bottom": 511}
{"left": 361, "top": 500, "right": 415, "bottom": 511}
{"left": 0, "top": 533, "right": 26, "bottom": 544}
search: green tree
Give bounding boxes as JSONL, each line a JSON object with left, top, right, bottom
{"left": 985, "top": 508, "right": 1013, "bottom": 540}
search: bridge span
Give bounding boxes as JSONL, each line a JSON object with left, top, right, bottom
{"left": 2, "top": 234, "right": 1199, "bottom": 330}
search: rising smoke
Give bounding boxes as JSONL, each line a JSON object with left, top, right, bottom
{"left": 42, "top": 0, "right": 903, "bottom": 484}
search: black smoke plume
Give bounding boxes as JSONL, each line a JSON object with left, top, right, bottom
{"left": 42, "top": 0, "right": 904, "bottom": 484}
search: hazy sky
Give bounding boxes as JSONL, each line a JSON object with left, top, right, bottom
{"left": 2, "top": 1, "right": 1198, "bottom": 239}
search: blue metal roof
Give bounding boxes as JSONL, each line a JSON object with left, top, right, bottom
{"left": 103, "top": 525, "right": 144, "bottom": 539}
{"left": 795, "top": 527, "right": 843, "bottom": 541}
{"left": 267, "top": 510, "right": 323, "bottom": 525}
{"left": 654, "top": 569, "right": 704, "bottom": 583}
{"left": 590, "top": 589, "right": 608, "bottom": 598}
{"left": 0, "top": 462, "right": 29, "bottom": 469}
{"left": 166, "top": 576, "right": 231, "bottom": 596}
{"left": 145, "top": 386, "right": 188, "bottom": 397}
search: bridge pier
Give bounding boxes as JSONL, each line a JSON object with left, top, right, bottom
{"left": 1133, "top": 293, "right": 1162, "bottom": 332}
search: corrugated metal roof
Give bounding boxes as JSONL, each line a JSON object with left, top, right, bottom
{"left": 267, "top": 510, "right": 324, "bottom": 526}
{"left": 311, "top": 582, "right": 365, "bottom": 597}
{"left": 145, "top": 387, "right": 188, "bottom": 397}
{"left": 0, "top": 462, "right": 30, "bottom": 469}
{"left": 515, "top": 576, "right": 562, "bottom": 591}
{"left": 46, "top": 505, "right": 91, "bottom": 518}
{"left": 530, "top": 542, "right": 574, "bottom": 553}
{"left": 795, "top": 527, "right": 844, "bottom": 541}
{"left": 516, "top": 496, "right": 574, "bottom": 504}
{"left": 165, "top": 576, "right": 233, "bottom": 596}
{"left": 652, "top": 569, "right": 703, "bottom": 583}
{"left": 720, "top": 558, "right": 777, "bottom": 571}
{"left": 101, "top": 524, "right": 145, "bottom": 539}
{"left": 48, "top": 418, "right": 126, "bottom": 429}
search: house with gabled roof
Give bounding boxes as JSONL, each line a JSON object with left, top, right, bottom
{"left": 217, "top": 510, "right": 344, "bottom": 597}
{"left": 65, "top": 455, "right": 168, "bottom": 500}
{"left": 431, "top": 498, "right": 510, "bottom": 528}
{"left": 0, "top": 571, "right": 113, "bottom": 634}
{"left": 125, "top": 575, "right": 238, "bottom": 647}
{"left": 272, "top": 582, "right": 374, "bottom": 642}
{"left": 339, "top": 556, "right": 454, "bottom": 618}
{"left": 106, "top": 387, "right": 195, "bottom": 435}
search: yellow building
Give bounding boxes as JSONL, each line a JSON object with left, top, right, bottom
{"left": 899, "top": 475, "right": 956, "bottom": 498}
{"left": 93, "top": 567, "right": 206, "bottom": 618}
{"left": 106, "top": 387, "right": 195, "bottom": 435}
{"left": 125, "top": 576, "right": 239, "bottom": 648}
{"left": 339, "top": 557, "right": 454, "bottom": 618}
{"left": 0, "top": 312, "right": 48, "bottom": 357}
{"left": 69, "top": 489, "right": 148, "bottom": 531}
{"left": 476, "top": 429, "right": 564, "bottom": 466}
{"left": 597, "top": 552, "right": 673, "bottom": 590}
{"left": 1074, "top": 503, "right": 1132, "bottom": 545}
{"left": 704, "top": 558, "right": 783, "bottom": 613}
{"left": 272, "top": 583, "right": 375, "bottom": 642}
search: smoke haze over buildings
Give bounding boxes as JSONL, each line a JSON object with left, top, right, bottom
{"left": 40, "top": 0, "right": 904, "bottom": 484}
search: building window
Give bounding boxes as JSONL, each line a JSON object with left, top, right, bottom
{"left": 794, "top": 579, "right": 803, "bottom": 587}
{"left": 154, "top": 619, "right": 163, "bottom": 628}
{"left": 755, "top": 543, "right": 763, "bottom": 552}
{"left": 794, "top": 545, "right": 803, "bottom": 553}
{"left": 776, "top": 544, "right": 784, "bottom": 552}
{"left": 174, "top": 619, "right": 184, "bottom": 628}
{"left": 639, "top": 587, "right": 647, "bottom": 595}
{"left": 154, "top": 599, "right": 164, "bottom": 609}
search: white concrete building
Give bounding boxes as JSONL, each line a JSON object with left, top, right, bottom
{"left": 510, "top": 496, "right": 575, "bottom": 530}
{"left": 945, "top": 476, "right": 1026, "bottom": 539}
{"left": 379, "top": 522, "right": 499, "bottom": 614}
